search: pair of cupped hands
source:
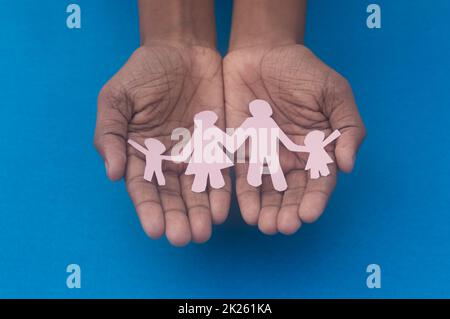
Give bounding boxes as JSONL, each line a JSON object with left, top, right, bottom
{"left": 94, "top": 43, "right": 366, "bottom": 246}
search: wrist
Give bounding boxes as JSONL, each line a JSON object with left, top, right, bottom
{"left": 138, "top": 0, "right": 217, "bottom": 49}
{"left": 228, "top": 0, "right": 306, "bottom": 52}
{"left": 229, "top": 33, "right": 299, "bottom": 52}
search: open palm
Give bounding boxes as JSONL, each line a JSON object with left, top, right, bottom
{"left": 94, "top": 45, "right": 230, "bottom": 246}
{"left": 224, "top": 44, "right": 365, "bottom": 235}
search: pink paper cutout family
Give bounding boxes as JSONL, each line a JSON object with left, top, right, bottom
{"left": 128, "top": 99, "right": 341, "bottom": 193}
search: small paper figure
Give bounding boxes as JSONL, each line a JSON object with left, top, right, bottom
{"left": 127, "top": 138, "right": 171, "bottom": 186}
{"left": 303, "top": 130, "right": 341, "bottom": 179}
{"left": 172, "top": 111, "right": 234, "bottom": 193}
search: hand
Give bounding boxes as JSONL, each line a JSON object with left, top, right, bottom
{"left": 224, "top": 44, "right": 366, "bottom": 235}
{"left": 94, "top": 45, "right": 230, "bottom": 246}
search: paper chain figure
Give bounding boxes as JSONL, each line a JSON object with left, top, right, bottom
{"left": 128, "top": 99, "right": 340, "bottom": 193}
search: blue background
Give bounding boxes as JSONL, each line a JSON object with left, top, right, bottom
{"left": 0, "top": 0, "right": 449, "bottom": 298}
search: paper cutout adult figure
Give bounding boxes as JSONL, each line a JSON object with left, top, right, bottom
{"left": 229, "top": 99, "right": 305, "bottom": 192}
{"left": 127, "top": 138, "right": 171, "bottom": 186}
{"left": 303, "top": 130, "right": 341, "bottom": 179}
{"left": 173, "top": 111, "right": 234, "bottom": 193}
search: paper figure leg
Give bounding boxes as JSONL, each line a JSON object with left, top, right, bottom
{"left": 155, "top": 169, "right": 166, "bottom": 186}
{"left": 319, "top": 165, "right": 330, "bottom": 177}
{"left": 309, "top": 168, "right": 320, "bottom": 179}
{"left": 270, "top": 167, "right": 287, "bottom": 192}
{"left": 247, "top": 162, "right": 263, "bottom": 187}
{"left": 209, "top": 170, "right": 225, "bottom": 189}
{"left": 144, "top": 169, "right": 155, "bottom": 183}
{"left": 191, "top": 171, "right": 208, "bottom": 193}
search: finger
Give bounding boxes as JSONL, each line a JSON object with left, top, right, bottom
{"left": 208, "top": 170, "right": 232, "bottom": 225}
{"left": 94, "top": 84, "right": 130, "bottom": 181}
{"left": 335, "top": 124, "right": 366, "bottom": 173}
{"left": 159, "top": 172, "right": 191, "bottom": 247}
{"left": 125, "top": 154, "right": 164, "bottom": 239}
{"left": 326, "top": 75, "right": 366, "bottom": 173}
{"left": 258, "top": 175, "right": 283, "bottom": 235}
{"left": 235, "top": 163, "right": 261, "bottom": 226}
{"left": 180, "top": 174, "right": 212, "bottom": 244}
{"left": 298, "top": 163, "right": 337, "bottom": 223}
{"left": 277, "top": 170, "right": 306, "bottom": 235}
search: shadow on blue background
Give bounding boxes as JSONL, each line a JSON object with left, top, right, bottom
{"left": 0, "top": 0, "right": 449, "bottom": 298}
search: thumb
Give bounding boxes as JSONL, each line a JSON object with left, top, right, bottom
{"left": 334, "top": 126, "right": 366, "bottom": 173}
{"left": 94, "top": 84, "right": 130, "bottom": 181}
{"left": 326, "top": 74, "right": 366, "bottom": 173}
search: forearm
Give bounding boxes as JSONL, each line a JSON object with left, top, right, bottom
{"left": 229, "top": 0, "right": 307, "bottom": 51}
{"left": 138, "top": 0, "right": 217, "bottom": 48}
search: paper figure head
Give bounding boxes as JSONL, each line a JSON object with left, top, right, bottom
{"left": 304, "top": 130, "right": 325, "bottom": 146}
{"left": 249, "top": 99, "right": 273, "bottom": 117}
{"left": 194, "top": 110, "right": 218, "bottom": 127}
{"left": 144, "top": 138, "right": 166, "bottom": 154}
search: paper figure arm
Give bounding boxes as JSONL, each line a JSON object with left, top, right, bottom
{"left": 278, "top": 130, "right": 307, "bottom": 152}
{"left": 322, "top": 130, "right": 341, "bottom": 147}
{"left": 160, "top": 155, "right": 173, "bottom": 161}
{"left": 226, "top": 120, "right": 252, "bottom": 153}
{"left": 214, "top": 129, "right": 235, "bottom": 154}
{"left": 127, "top": 139, "right": 148, "bottom": 155}
{"left": 221, "top": 127, "right": 246, "bottom": 153}
{"left": 169, "top": 138, "right": 193, "bottom": 162}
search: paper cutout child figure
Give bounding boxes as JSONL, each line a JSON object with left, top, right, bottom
{"left": 173, "top": 111, "right": 234, "bottom": 193}
{"left": 303, "top": 130, "right": 341, "bottom": 179}
{"left": 127, "top": 138, "right": 171, "bottom": 186}
{"left": 229, "top": 99, "right": 305, "bottom": 192}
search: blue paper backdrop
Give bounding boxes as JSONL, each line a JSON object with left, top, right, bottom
{"left": 0, "top": 0, "right": 449, "bottom": 298}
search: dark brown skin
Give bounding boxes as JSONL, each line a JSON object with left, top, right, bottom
{"left": 94, "top": 0, "right": 366, "bottom": 245}
{"left": 94, "top": 1, "right": 230, "bottom": 246}
{"left": 225, "top": 0, "right": 365, "bottom": 235}
{"left": 224, "top": 44, "right": 365, "bottom": 235}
